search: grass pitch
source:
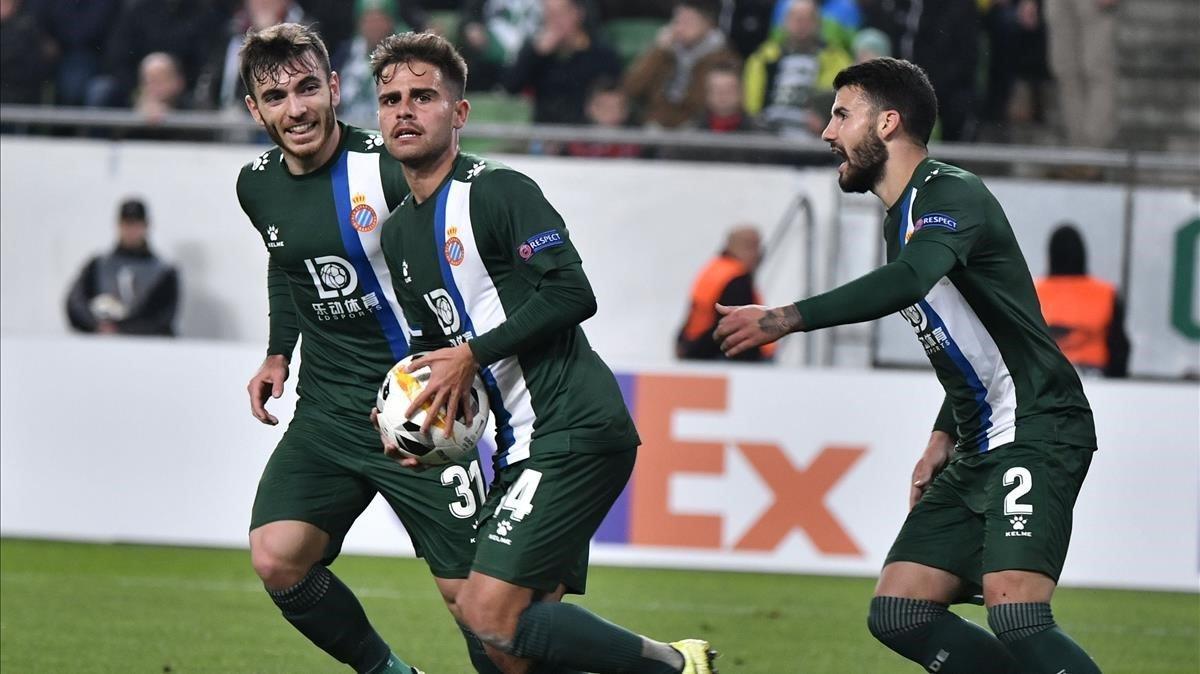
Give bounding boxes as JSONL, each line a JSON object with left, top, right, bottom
{"left": 1, "top": 539, "right": 1196, "bottom": 673}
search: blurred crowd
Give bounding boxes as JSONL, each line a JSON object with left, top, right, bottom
{"left": 0, "top": 0, "right": 1116, "bottom": 149}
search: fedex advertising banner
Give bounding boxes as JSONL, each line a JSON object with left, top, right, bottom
{"left": 2, "top": 338, "right": 1197, "bottom": 591}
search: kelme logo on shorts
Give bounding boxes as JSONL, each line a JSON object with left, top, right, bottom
{"left": 519, "top": 229, "right": 564, "bottom": 261}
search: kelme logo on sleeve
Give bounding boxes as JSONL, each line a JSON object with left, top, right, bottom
{"left": 518, "top": 229, "right": 564, "bottom": 261}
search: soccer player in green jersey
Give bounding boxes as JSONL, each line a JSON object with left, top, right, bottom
{"left": 235, "top": 23, "right": 489, "bottom": 674}
{"left": 367, "top": 31, "right": 717, "bottom": 674}
{"left": 715, "top": 58, "right": 1101, "bottom": 673}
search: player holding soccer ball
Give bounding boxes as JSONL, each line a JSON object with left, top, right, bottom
{"left": 236, "top": 23, "right": 493, "bottom": 674}
{"left": 370, "top": 32, "right": 718, "bottom": 674}
{"left": 716, "top": 58, "right": 1100, "bottom": 674}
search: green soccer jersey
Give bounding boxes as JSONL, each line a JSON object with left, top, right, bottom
{"left": 885, "top": 158, "right": 1095, "bottom": 452}
{"left": 236, "top": 124, "right": 413, "bottom": 420}
{"left": 379, "top": 153, "right": 640, "bottom": 468}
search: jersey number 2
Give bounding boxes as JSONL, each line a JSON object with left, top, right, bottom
{"left": 1002, "top": 467, "right": 1033, "bottom": 516}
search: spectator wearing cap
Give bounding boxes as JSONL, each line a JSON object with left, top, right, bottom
{"left": 623, "top": 0, "right": 741, "bottom": 129}
{"left": 502, "top": 0, "right": 623, "bottom": 125}
{"left": 66, "top": 199, "right": 180, "bottom": 337}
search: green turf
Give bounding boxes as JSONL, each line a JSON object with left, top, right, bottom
{"left": 1, "top": 539, "right": 1196, "bottom": 673}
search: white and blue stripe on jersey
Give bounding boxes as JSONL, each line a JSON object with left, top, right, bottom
{"left": 330, "top": 149, "right": 414, "bottom": 361}
{"left": 433, "top": 177, "right": 538, "bottom": 468}
{"left": 898, "top": 186, "right": 1018, "bottom": 452}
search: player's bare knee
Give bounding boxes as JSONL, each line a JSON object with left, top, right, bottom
{"left": 459, "top": 596, "right": 519, "bottom": 650}
{"left": 250, "top": 547, "right": 311, "bottom": 589}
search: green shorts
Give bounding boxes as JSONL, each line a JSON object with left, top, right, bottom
{"left": 473, "top": 447, "right": 637, "bottom": 595}
{"left": 886, "top": 441, "right": 1094, "bottom": 591}
{"left": 250, "top": 407, "right": 483, "bottom": 578}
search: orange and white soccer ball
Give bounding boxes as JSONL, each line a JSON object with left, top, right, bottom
{"left": 376, "top": 355, "right": 490, "bottom": 465}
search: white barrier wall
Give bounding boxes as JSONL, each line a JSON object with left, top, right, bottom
{"left": 0, "top": 136, "right": 830, "bottom": 366}
{"left": 3, "top": 336, "right": 1196, "bottom": 591}
{"left": 3, "top": 137, "right": 1196, "bottom": 375}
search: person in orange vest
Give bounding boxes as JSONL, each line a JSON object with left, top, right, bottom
{"left": 677, "top": 225, "right": 775, "bottom": 361}
{"left": 1035, "top": 223, "right": 1130, "bottom": 377}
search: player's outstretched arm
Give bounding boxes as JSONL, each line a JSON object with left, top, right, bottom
{"left": 712, "top": 303, "right": 804, "bottom": 357}
{"left": 247, "top": 354, "right": 289, "bottom": 426}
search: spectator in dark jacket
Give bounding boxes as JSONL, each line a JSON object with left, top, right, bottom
{"left": 33, "top": 0, "right": 120, "bottom": 106}
{"left": 0, "top": 0, "right": 54, "bottom": 104}
{"left": 503, "top": 0, "right": 622, "bottom": 124}
{"left": 86, "top": 0, "right": 224, "bottom": 108}
{"left": 66, "top": 199, "right": 180, "bottom": 337}
{"left": 860, "top": 0, "right": 981, "bottom": 141}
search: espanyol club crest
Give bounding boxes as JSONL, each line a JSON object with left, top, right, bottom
{"left": 445, "top": 236, "right": 465, "bottom": 266}
{"left": 350, "top": 193, "right": 378, "bottom": 233}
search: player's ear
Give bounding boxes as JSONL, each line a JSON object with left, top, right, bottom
{"left": 328, "top": 71, "right": 342, "bottom": 108}
{"left": 245, "top": 94, "right": 264, "bottom": 126}
{"left": 453, "top": 98, "right": 470, "bottom": 130}
{"left": 877, "top": 109, "right": 901, "bottom": 141}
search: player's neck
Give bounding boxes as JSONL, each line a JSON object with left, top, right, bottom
{"left": 404, "top": 145, "right": 460, "bottom": 204}
{"left": 874, "top": 145, "right": 928, "bottom": 209}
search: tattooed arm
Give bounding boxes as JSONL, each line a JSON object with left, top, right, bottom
{"left": 712, "top": 303, "right": 805, "bottom": 358}
{"left": 713, "top": 240, "right": 958, "bottom": 357}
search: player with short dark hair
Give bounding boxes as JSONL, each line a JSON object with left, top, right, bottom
{"left": 715, "top": 57, "right": 1102, "bottom": 674}
{"left": 369, "top": 31, "right": 718, "bottom": 674}
{"left": 235, "top": 22, "right": 488, "bottom": 674}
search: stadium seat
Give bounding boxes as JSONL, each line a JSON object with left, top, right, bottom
{"left": 462, "top": 92, "right": 533, "bottom": 153}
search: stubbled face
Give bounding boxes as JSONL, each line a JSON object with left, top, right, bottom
{"left": 822, "top": 85, "right": 889, "bottom": 193}
{"left": 376, "top": 60, "right": 469, "bottom": 170}
{"left": 245, "top": 58, "right": 341, "bottom": 167}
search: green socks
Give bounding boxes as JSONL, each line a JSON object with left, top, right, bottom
{"left": 268, "top": 564, "right": 414, "bottom": 674}
{"left": 868, "top": 597, "right": 1019, "bottom": 673}
{"left": 988, "top": 602, "right": 1101, "bottom": 674}
{"left": 508, "top": 602, "right": 682, "bottom": 674}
